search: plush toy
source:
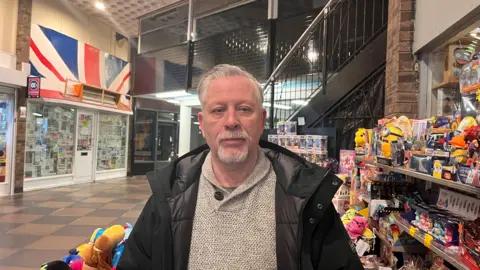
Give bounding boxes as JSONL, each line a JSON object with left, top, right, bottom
{"left": 111, "top": 223, "right": 133, "bottom": 268}
{"left": 381, "top": 126, "right": 403, "bottom": 158}
{"left": 70, "top": 258, "right": 83, "bottom": 270}
{"left": 40, "top": 261, "right": 71, "bottom": 270}
{"left": 341, "top": 209, "right": 357, "bottom": 225}
{"left": 345, "top": 216, "right": 368, "bottom": 240}
{"left": 63, "top": 249, "right": 82, "bottom": 265}
{"left": 355, "top": 128, "right": 367, "bottom": 154}
{"left": 81, "top": 225, "right": 125, "bottom": 270}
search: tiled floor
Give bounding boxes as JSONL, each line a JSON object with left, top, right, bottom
{"left": 0, "top": 176, "right": 149, "bottom": 269}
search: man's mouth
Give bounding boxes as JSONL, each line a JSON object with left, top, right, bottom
{"left": 221, "top": 138, "right": 246, "bottom": 146}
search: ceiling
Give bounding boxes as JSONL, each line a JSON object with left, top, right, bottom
{"left": 67, "top": 0, "right": 182, "bottom": 37}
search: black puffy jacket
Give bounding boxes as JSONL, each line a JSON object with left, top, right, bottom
{"left": 118, "top": 141, "right": 364, "bottom": 270}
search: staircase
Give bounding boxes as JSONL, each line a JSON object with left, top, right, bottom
{"left": 263, "top": 0, "right": 388, "bottom": 133}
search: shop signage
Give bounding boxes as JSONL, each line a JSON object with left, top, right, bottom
{"left": 19, "top": 107, "right": 26, "bottom": 119}
{"left": 26, "top": 76, "right": 41, "bottom": 98}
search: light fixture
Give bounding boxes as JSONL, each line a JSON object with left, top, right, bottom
{"left": 95, "top": 2, "right": 105, "bottom": 10}
{"left": 32, "top": 113, "right": 43, "bottom": 117}
{"left": 470, "top": 33, "right": 480, "bottom": 40}
{"left": 262, "top": 102, "right": 292, "bottom": 110}
{"left": 291, "top": 100, "right": 309, "bottom": 106}
{"left": 193, "top": 122, "right": 200, "bottom": 125}
{"left": 165, "top": 99, "right": 180, "bottom": 104}
{"left": 155, "top": 90, "right": 190, "bottom": 99}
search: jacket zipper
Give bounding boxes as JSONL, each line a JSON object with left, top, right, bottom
{"left": 296, "top": 168, "right": 330, "bottom": 269}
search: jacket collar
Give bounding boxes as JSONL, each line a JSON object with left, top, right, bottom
{"left": 146, "top": 140, "right": 331, "bottom": 200}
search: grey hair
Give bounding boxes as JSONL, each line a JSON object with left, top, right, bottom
{"left": 197, "top": 64, "right": 264, "bottom": 108}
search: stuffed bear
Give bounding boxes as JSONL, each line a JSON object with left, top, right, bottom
{"left": 81, "top": 225, "right": 125, "bottom": 270}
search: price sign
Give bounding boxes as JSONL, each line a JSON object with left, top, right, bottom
{"left": 424, "top": 234, "right": 433, "bottom": 248}
{"left": 409, "top": 226, "right": 417, "bottom": 237}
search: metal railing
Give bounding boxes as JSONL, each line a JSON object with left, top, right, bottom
{"left": 263, "top": 0, "right": 388, "bottom": 127}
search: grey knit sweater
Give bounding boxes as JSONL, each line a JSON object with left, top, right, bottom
{"left": 188, "top": 151, "right": 277, "bottom": 270}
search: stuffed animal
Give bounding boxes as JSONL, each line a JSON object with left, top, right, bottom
{"left": 381, "top": 126, "right": 403, "bottom": 158}
{"left": 345, "top": 216, "right": 368, "bottom": 240}
{"left": 81, "top": 225, "right": 125, "bottom": 270}
{"left": 40, "top": 261, "right": 71, "bottom": 270}
{"left": 111, "top": 224, "right": 133, "bottom": 268}
{"left": 341, "top": 209, "right": 357, "bottom": 225}
{"left": 63, "top": 249, "right": 82, "bottom": 265}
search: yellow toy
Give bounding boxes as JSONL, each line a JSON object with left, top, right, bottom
{"left": 341, "top": 209, "right": 357, "bottom": 225}
{"left": 381, "top": 126, "right": 404, "bottom": 158}
{"left": 355, "top": 128, "right": 367, "bottom": 154}
{"left": 81, "top": 225, "right": 125, "bottom": 270}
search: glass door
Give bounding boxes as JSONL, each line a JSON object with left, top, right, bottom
{"left": 134, "top": 110, "right": 156, "bottom": 162}
{"left": 74, "top": 110, "right": 96, "bottom": 183}
{"left": 0, "top": 93, "right": 13, "bottom": 196}
{"left": 156, "top": 121, "right": 178, "bottom": 162}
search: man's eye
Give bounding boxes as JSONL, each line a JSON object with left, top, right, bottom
{"left": 239, "top": 107, "right": 251, "bottom": 112}
{"left": 213, "top": 108, "right": 224, "bottom": 113}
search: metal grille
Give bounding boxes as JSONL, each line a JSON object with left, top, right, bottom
{"left": 191, "top": 0, "right": 269, "bottom": 90}
{"left": 263, "top": 0, "right": 388, "bottom": 126}
{"left": 135, "top": 44, "right": 189, "bottom": 93}
{"left": 317, "top": 67, "right": 385, "bottom": 151}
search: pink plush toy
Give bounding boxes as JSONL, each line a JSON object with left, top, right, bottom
{"left": 345, "top": 216, "right": 368, "bottom": 239}
{"left": 70, "top": 258, "right": 83, "bottom": 270}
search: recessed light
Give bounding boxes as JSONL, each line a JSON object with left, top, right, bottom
{"left": 95, "top": 2, "right": 105, "bottom": 10}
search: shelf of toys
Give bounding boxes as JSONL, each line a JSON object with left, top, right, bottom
{"left": 346, "top": 112, "right": 480, "bottom": 270}
{"left": 267, "top": 121, "right": 338, "bottom": 171}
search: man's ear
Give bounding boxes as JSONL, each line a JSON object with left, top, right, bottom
{"left": 261, "top": 108, "right": 267, "bottom": 129}
{"left": 198, "top": 112, "right": 206, "bottom": 138}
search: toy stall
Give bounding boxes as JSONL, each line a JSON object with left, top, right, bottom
{"left": 336, "top": 112, "right": 480, "bottom": 270}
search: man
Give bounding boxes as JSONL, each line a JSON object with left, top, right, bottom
{"left": 118, "top": 64, "right": 363, "bottom": 269}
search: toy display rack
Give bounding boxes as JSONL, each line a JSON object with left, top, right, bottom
{"left": 394, "top": 217, "right": 470, "bottom": 270}
{"left": 357, "top": 155, "right": 478, "bottom": 269}
{"left": 355, "top": 156, "right": 480, "bottom": 198}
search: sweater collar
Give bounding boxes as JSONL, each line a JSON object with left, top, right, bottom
{"left": 147, "top": 140, "right": 332, "bottom": 201}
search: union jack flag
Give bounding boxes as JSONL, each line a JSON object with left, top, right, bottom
{"left": 29, "top": 24, "right": 131, "bottom": 95}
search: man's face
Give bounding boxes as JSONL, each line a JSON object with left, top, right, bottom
{"left": 198, "top": 76, "right": 266, "bottom": 164}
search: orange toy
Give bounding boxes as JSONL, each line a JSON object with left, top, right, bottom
{"left": 450, "top": 135, "right": 467, "bottom": 149}
{"left": 81, "top": 225, "right": 125, "bottom": 270}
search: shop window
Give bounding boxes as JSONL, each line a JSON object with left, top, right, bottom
{"left": 97, "top": 113, "right": 128, "bottom": 171}
{"left": 427, "top": 25, "right": 480, "bottom": 120}
{"left": 24, "top": 104, "right": 75, "bottom": 178}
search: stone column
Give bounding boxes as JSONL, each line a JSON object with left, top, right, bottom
{"left": 14, "top": 0, "right": 32, "bottom": 193}
{"left": 384, "top": 0, "right": 419, "bottom": 119}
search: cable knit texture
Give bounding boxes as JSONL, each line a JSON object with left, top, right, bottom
{"left": 188, "top": 150, "right": 277, "bottom": 270}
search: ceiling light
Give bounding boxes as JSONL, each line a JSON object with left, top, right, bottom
{"left": 262, "top": 103, "right": 292, "bottom": 110}
{"left": 95, "top": 2, "right": 105, "bottom": 10}
{"left": 470, "top": 33, "right": 480, "bottom": 40}
{"left": 291, "top": 100, "right": 309, "bottom": 106}
{"left": 165, "top": 99, "right": 180, "bottom": 104}
{"left": 32, "top": 113, "right": 43, "bottom": 117}
{"left": 156, "top": 90, "right": 190, "bottom": 99}
{"left": 193, "top": 122, "right": 200, "bottom": 125}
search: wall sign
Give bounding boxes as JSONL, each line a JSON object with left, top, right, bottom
{"left": 26, "top": 76, "right": 41, "bottom": 98}
{"left": 19, "top": 107, "right": 26, "bottom": 119}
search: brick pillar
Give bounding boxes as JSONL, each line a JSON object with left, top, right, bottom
{"left": 14, "top": 0, "right": 32, "bottom": 193}
{"left": 384, "top": 0, "right": 419, "bottom": 118}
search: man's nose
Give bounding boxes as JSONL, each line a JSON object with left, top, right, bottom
{"left": 224, "top": 109, "right": 240, "bottom": 129}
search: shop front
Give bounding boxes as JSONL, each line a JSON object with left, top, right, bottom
{"left": 0, "top": 87, "right": 17, "bottom": 196}
{"left": 23, "top": 101, "right": 130, "bottom": 190}
{"left": 0, "top": 50, "right": 29, "bottom": 196}
{"left": 24, "top": 24, "right": 131, "bottom": 191}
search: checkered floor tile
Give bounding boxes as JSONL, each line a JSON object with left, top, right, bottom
{"left": 0, "top": 176, "right": 149, "bottom": 268}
